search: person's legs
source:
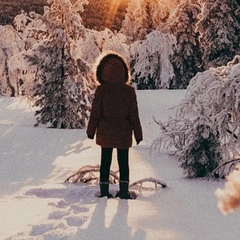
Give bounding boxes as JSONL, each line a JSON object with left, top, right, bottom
{"left": 117, "top": 149, "right": 129, "bottom": 182}
{"left": 99, "top": 147, "right": 113, "bottom": 198}
{"left": 116, "top": 149, "right": 132, "bottom": 199}
{"left": 100, "top": 147, "right": 113, "bottom": 183}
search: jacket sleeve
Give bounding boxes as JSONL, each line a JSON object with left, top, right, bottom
{"left": 87, "top": 87, "right": 103, "bottom": 138}
{"left": 129, "top": 88, "right": 143, "bottom": 141}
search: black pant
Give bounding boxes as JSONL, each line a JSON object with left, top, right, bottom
{"left": 100, "top": 147, "right": 129, "bottom": 183}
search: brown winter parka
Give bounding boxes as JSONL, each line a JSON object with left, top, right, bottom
{"left": 87, "top": 82, "right": 142, "bottom": 149}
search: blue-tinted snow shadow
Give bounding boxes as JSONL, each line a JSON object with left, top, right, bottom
{"left": 8, "top": 184, "right": 97, "bottom": 239}
{"left": 0, "top": 119, "right": 89, "bottom": 195}
{"left": 74, "top": 198, "right": 146, "bottom": 240}
{"left": 11, "top": 183, "right": 146, "bottom": 240}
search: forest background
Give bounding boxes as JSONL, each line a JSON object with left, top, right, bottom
{"left": 0, "top": 0, "right": 128, "bottom": 31}
{"left": 1, "top": 0, "right": 240, "bottom": 214}
{"left": 1, "top": 0, "right": 240, "bottom": 174}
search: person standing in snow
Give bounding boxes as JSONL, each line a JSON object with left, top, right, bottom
{"left": 87, "top": 52, "right": 143, "bottom": 199}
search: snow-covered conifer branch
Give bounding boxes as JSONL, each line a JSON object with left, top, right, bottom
{"left": 151, "top": 117, "right": 191, "bottom": 153}
{"left": 207, "top": 158, "right": 240, "bottom": 180}
{"left": 154, "top": 56, "right": 240, "bottom": 178}
{"left": 130, "top": 30, "right": 175, "bottom": 89}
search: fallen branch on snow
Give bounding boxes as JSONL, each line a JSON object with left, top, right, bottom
{"left": 65, "top": 165, "right": 119, "bottom": 184}
{"left": 129, "top": 177, "right": 167, "bottom": 190}
{"left": 65, "top": 165, "right": 167, "bottom": 192}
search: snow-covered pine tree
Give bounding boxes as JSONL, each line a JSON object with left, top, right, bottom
{"left": 24, "top": 0, "right": 92, "bottom": 129}
{"left": 130, "top": 30, "right": 176, "bottom": 89}
{"left": 121, "top": 0, "right": 178, "bottom": 42}
{"left": 76, "top": 28, "right": 130, "bottom": 65}
{"left": 165, "top": 1, "right": 202, "bottom": 89}
{"left": 0, "top": 25, "right": 24, "bottom": 96}
{"left": 178, "top": 117, "right": 222, "bottom": 178}
{"left": 153, "top": 56, "right": 240, "bottom": 178}
{"left": 81, "top": 0, "right": 128, "bottom": 31}
{"left": 196, "top": 0, "right": 240, "bottom": 69}
{"left": 14, "top": 10, "right": 47, "bottom": 51}
{"left": 13, "top": 10, "right": 31, "bottom": 33}
{"left": 6, "top": 11, "right": 47, "bottom": 96}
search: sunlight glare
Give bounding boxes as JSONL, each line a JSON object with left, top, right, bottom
{"left": 105, "top": 1, "right": 121, "bottom": 26}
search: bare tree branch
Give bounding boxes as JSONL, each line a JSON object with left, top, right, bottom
{"left": 129, "top": 177, "right": 167, "bottom": 190}
{"left": 65, "top": 165, "right": 119, "bottom": 184}
{"left": 207, "top": 158, "right": 240, "bottom": 180}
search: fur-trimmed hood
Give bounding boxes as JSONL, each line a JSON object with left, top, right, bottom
{"left": 95, "top": 52, "right": 130, "bottom": 84}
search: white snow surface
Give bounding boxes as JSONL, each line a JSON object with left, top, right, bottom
{"left": 0, "top": 90, "right": 239, "bottom": 240}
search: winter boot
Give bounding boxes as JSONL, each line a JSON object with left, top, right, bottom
{"left": 116, "top": 182, "right": 135, "bottom": 199}
{"left": 98, "top": 183, "right": 113, "bottom": 198}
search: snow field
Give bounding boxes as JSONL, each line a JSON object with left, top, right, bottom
{"left": 0, "top": 90, "right": 240, "bottom": 240}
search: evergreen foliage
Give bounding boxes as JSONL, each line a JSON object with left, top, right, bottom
{"left": 196, "top": 0, "right": 240, "bottom": 69}
{"left": 130, "top": 30, "right": 175, "bottom": 89}
{"left": 0, "top": 25, "right": 24, "bottom": 96}
{"left": 153, "top": 56, "right": 240, "bottom": 178}
{"left": 0, "top": 0, "right": 47, "bottom": 26}
{"left": 166, "top": 1, "right": 203, "bottom": 89}
{"left": 2, "top": 0, "right": 240, "bottom": 91}
{"left": 24, "top": 0, "right": 93, "bottom": 129}
{"left": 77, "top": 28, "right": 130, "bottom": 65}
{"left": 121, "top": 0, "right": 174, "bottom": 42}
{"left": 179, "top": 122, "right": 222, "bottom": 178}
{"left": 1, "top": 0, "right": 240, "bottom": 178}
{"left": 25, "top": 38, "right": 91, "bottom": 128}
{"left": 81, "top": 0, "right": 128, "bottom": 31}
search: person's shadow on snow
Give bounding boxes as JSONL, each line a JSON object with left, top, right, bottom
{"left": 75, "top": 199, "right": 146, "bottom": 240}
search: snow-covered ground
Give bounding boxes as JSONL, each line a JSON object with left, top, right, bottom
{"left": 0, "top": 90, "right": 240, "bottom": 240}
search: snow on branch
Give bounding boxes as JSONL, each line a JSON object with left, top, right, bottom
{"left": 65, "top": 165, "right": 167, "bottom": 192}
{"left": 129, "top": 177, "right": 167, "bottom": 191}
{"left": 151, "top": 117, "right": 190, "bottom": 153}
{"left": 130, "top": 30, "right": 176, "bottom": 89}
{"left": 153, "top": 55, "right": 240, "bottom": 179}
{"left": 207, "top": 158, "right": 240, "bottom": 180}
{"left": 65, "top": 165, "right": 119, "bottom": 184}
